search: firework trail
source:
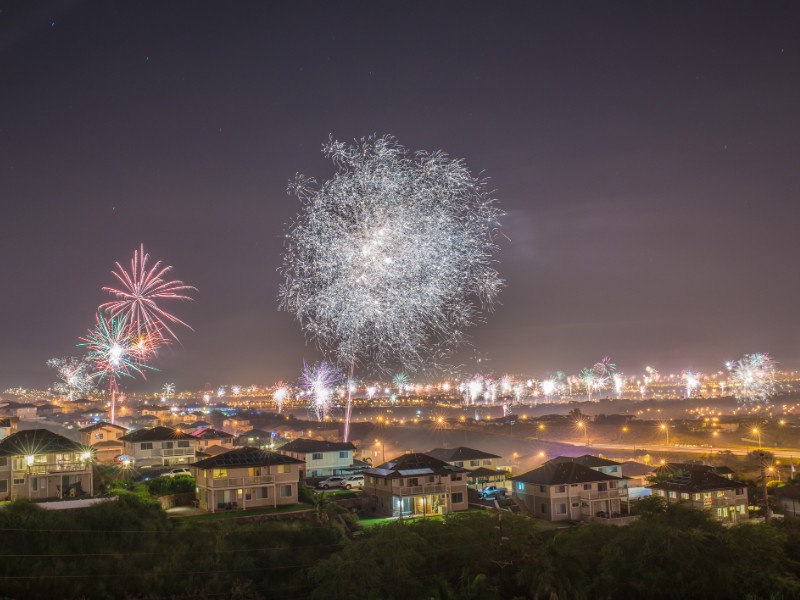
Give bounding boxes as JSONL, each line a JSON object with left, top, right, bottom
{"left": 731, "top": 353, "right": 777, "bottom": 405}
{"left": 47, "top": 357, "right": 93, "bottom": 400}
{"left": 101, "top": 243, "right": 196, "bottom": 342}
{"left": 279, "top": 135, "right": 503, "bottom": 440}
{"left": 683, "top": 371, "right": 700, "bottom": 398}
{"left": 273, "top": 381, "right": 289, "bottom": 414}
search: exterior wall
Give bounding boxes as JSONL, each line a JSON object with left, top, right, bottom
{"left": 514, "top": 480, "right": 628, "bottom": 522}
{"left": 364, "top": 472, "right": 468, "bottom": 517}
{"left": 81, "top": 425, "right": 126, "bottom": 447}
{"left": 123, "top": 439, "right": 197, "bottom": 467}
{"left": 652, "top": 487, "right": 749, "bottom": 522}
{"left": 0, "top": 453, "right": 92, "bottom": 501}
{"left": 191, "top": 463, "right": 301, "bottom": 513}
{"left": 281, "top": 449, "right": 353, "bottom": 478}
{"left": 452, "top": 457, "right": 500, "bottom": 471}
{"left": 196, "top": 438, "right": 234, "bottom": 450}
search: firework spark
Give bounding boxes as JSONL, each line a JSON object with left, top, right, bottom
{"left": 47, "top": 357, "right": 93, "bottom": 400}
{"left": 279, "top": 135, "right": 503, "bottom": 440}
{"left": 731, "top": 353, "right": 777, "bottom": 405}
{"left": 683, "top": 371, "right": 700, "bottom": 398}
{"left": 273, "top": 382, "right": 289, "bottom": 413}
{"left": 392, "top": 372, "right": 409, "bottom": 394}
{"left": 101, "top": 243, "right": 196, "bottom": 342}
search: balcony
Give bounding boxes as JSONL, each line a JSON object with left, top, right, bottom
{"left": 206, "top": 475, "right": 274, "bottom": 488}
{"left": 580, "top": 489, "right": 627, "bottom": 500}
{"left": 398, "top": 484, "right": 446, "bottom": 496}
{"left": 161, "top": 448, "right": 194, "bottom": 457}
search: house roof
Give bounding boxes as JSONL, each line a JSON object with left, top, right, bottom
{"left": 191, "top": 447, "right": 304, "bottom": 469}
{"left": 92, "top": 439, "right": 123, "bottom": 448}
{"left": 0, "top": 429, "right": 84, "bottom": 456}
{"left": 280, "top": 438, "right": 355, "bottom": 453}
{"left": 619, "top": 461, "right": 655, "bottom": 478}
{"left": 364, "top": 453, "right": 467, "bottom": 479}
{"left": 650, "top": 469, "right": 740, "bottom": 493}
{"left": 191, "top": 427, "right": 233, "bottom": 440}
{"left": 119, "top": 426, "right": 195, "bottom": 443}
{"left": 548, "top": 454, "right": 621, "bottom": 468}
{"left": 80, "top": 422, "right": 128, "bottom": 434}
{"left": 468, "top": 467, "right": 508, "bottom": 477}
{"left": 426, "top": 446, "right": 501, "bottom": 462}
{"left": 511, "top": 461, "right": 629, "bottom": 486}
{"left": 653, "top": 462, "right": 735, "bottom": 478}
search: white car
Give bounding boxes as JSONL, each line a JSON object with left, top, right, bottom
{"left": 342, "top": 475, "right": 364, "bottom": 489}
{"left": 160, "top": 467, "right": 193, "bottom": 478}
{"left": 317, "top": 476, "right": 346, "bottom": 489}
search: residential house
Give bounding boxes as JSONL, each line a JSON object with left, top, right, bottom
{"left": 363, "top": 453, "right": 469, "bottom": 518}
{"left": 119, "top": 426, "right": 198, "bottom": 467}
{"left": 79, "top": 422, "right": 128, "bottom": 463}
{"left": 649, "top": 467, "right": 748, "bottom": 523}
{"left": 776, "top": 484, "right": 800, "bottom": 519}
{"left": 0, "top": 429, "right": 92, "bottom": 501}
{"left": 191, "top": 427, "right": 235, "bottom": 451}
{"left": 548, "top": 454, "right": 623, "bottom": 477}
{"left": 618, "top": 460, "right": 655, "bottom": 500}
{"left": 279, "top": 438, "right": 356, "bottom": 478}
{"left": 235, "top": 429, "right": 276, "bottom": 448}
{"left": 0, "top": 402, "right": 38, "bottom": 420}
{"left": 653, "top": 462, "right": 735, "bottom": 480}
{"left": 426, "top": 446, "right": 507, "bottom": 489}
{"left": 511, "top": 461, "right": 633, "bottom": 523}
{"left": 139, "top": 405, "right": 173, "bottom": 425}
{"left": 222, "top": 417, "right": 251, "bottom": 436}
{"left": 190, "top": 447, "right": 304, "bottom": 513}
{"left": 0, "top": 417, "right": 19, "bottom": 441}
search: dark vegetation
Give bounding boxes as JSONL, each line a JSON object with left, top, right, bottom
{"left": 1, "top": 495, "right": 799, "bottom": 599}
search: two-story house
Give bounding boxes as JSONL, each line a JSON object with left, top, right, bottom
{"left": 191, "top": 427, "right": 235, "bottom": 452}
{"left": 363, "top": 453, "right": 468, "bottom": 518}
{"left": 79, "top": 422, "right": 128, "bottom": 463}
{"left": 649, "top": 467, "right": 748, "bottom": 523}
{"left": 279, "top": 438, "right": 356, "bottom": 478}
{"left": 0, "top": 402, "right": 38, "bottom": 420}
{"left": 426, "top": 446, "right": 507, "bottom": 489}
{"left": 190, "top": 447, "right": 304, "bottom": 512}
{"left": 119, "top": 426, "right": 198, "bottom": 468}
{"left": 0, "top": 429, "right": 93, "bottom": 501}
{"left": 511, "top": 461, "right": 633, "bottom": 523}
{"left": 548, "top": 454, "right": 623, "bottom": 477}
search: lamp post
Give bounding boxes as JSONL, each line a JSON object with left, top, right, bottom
{"left": 660, "top": 423, "right": 669, "bottom": 446}
{"left": 375, "top": 439, "right": 385, "bottom": 464}
{"left": 711, "top": 431, "right": 718, "bottom": 458}
{"left": 577, "top": 421, "right": 588, "bottom": 447}
{"left": 752, "top": 427, "right": 762, "bottom": 450}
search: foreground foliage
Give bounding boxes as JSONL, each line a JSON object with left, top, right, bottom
{"left": 1, "top": 496, "right": 799, "bottom": 599}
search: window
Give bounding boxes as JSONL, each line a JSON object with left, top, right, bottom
{"left": 454, "top": 461, "right": 464, "bottom": 467}
{"left": 583, "top": 484, "right": 592, "bottom": 491}
{"left": 483, "top": 459, "right": 492, "bottom": 465}
{"left": 280, "top": 485, "right": 292, "bottom": 497}
{"left": 557, "top": 485, "right": 566, "bottom": 493}
{"left": 609, "top": 466, "right": 618, "bottom": 473}
{"left": 312, "top": 453, "right": 323, "bottom": 461}
{"left": 339, "top": 451, "right": 348, "bottom": 458}
{"left": 94, "top": 433, "right": 104, "bottom": 440}
{"left": 736, "top": 504, "right": 746, "bottom": 513}
{"left": 716, "top": 507, "right": 727, "bottom": 518}
{"left": 260, "top": 487, "right": 269, "bottom": 499}
{"left": 735, "top": 488, "right": 744, "bottom": 496}
{"left": 716, "top": 491, "right": 725, "bottom": 498}
{"left": 0, "top": 457, "right": 6, "bottom": 467}
{"left": 13, "top": 479, "right": 24, "bottom": 485}
{"left": 452, "top": 492, "right": 463, "bottom": 504}
{"left": 681, "top": 493, "right": 690, "bottom": 500}
{"left": 248, "top": 467, "right": 262, "bottom": 477}
{"left": 571, "top": 502, "right": 579, "bottom": 507}
{"left": 0, "top": 480, "right": 6, "bottom": 493}
{"left": 213, "top": 469, "right": 228, "bottom": 478}
{"left": 598, "top": 483, "right": 608, "bottom": 492}
{"left": 163, "top": 442, "right": 173, "bottom": 449}
{"left": 140, "top": 443, "right": 153, "bottom": 450}
{"left": 693, "top": 493, "right": 701, "bottom": 501}
{"left": 556, "top": 503, "right": 567, "bottom": 514}
{"left": 540, "top": 503, "right": 547, "bottom": 514}
{"left": 277, "top": 465, "right": 290, "bottom": 474}
{"left": 516, "top": 482, "right": 524, "bottom": 491}
{"left": 177, "top": 441, "right": 190, "bottom": 448}
{"left": 452, "top": 474, "right": 462, "bottom": 481}
{"left": 539, "top": 485, "right": 547, "bottom": 493}
{"left": 609, "top": 481, "right": 617, "bottom": 489}
{"left": 245, "top": 489, "right": 253, "bottom": 501}
{"left": 669, "top": 491, "right": 677, "bottom": 499}
{"left": 470, "top": 460, "right": 480, "bottom": 467}
{"left": 408, "top": 478, "right": 419, "bottom": 487}
{"left": 427, "top": 475, "right": 435, "bottom": 483}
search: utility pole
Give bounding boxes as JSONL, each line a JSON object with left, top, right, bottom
{"left": 760, "top": 451, "right": 771, "bottom": 523}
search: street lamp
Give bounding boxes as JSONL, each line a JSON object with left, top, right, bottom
{"left": 660, "top": 423, "right": 669, "bottom": 446}
{"left": 374, "top": 439, "right": 385, "bottom": 464}
{"left": 711, "top": 431, "right": 718, "bottom": 458}
{"left": 752, "top": 427, "right": 761, "bottom": 449}
{"left": 768, "top": 466, "right": 781, "bottom": 482}
{"left": 577, "top": 421, "right": 589, "bottom": 446}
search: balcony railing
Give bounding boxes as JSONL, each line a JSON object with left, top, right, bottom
{"left": 206, "top": 475, "right": 274, "bottom": 488}
{"left": 16, "top": 463, "right": 91, "bottom": 475}
{"left": 580, "top": 489, "right": 627, "bottom": 500}
{"left": 161, "top": 448, "right": 194, "bottom": 457}
{"left": 398, "top": 484, "right": 446, "bottom": 496}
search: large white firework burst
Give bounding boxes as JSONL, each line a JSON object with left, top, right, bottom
{"left": 47, "top": 356, "right": 94, "bottom": 400}
{"left": 731, "top": 353, "right": 777, "bottom": 404}
{"left": 279, "top": 135, "right": 503, "bottom": 372}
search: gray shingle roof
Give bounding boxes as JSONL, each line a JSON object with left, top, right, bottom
{"left": 191, "top": 447, "right": 304, "bottom": 469}
{"left": 0, "top": 429, "right": 84, "bottom": 456}
{"left": 119, "top": 426, "right": 195, "bottom": 443}
{"left": 426, "top": 446, "right": 501, "bottom": 462}
{"left": 548, "top": 454, "right": 621, "bottom": 468}
{"left": 650, "top": 469, "right": 740, "bottom": 493}
{"left": 280, "top": 438, "right": 355, "bottom": 453}
{"left": 364, "top": 453, "right": 467, "bottom": 479}
{"left": 511, "top": 462, "right": 628, "bottom": 485}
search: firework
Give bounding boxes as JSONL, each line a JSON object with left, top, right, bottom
{"left": 581, "top": 366, "right": 608, "bottom": 401}
{"left": 217, "top": 386, "right": 226, "bottom": 397}
{"left": 613, "top": 374, "right": 624, "bottom": 397}
{"left": 593, "top": 357, "right": 616, "bottom": 378}
{"left": 79, "top": 312, "right": 151, "bottom": 423}
{"left": 47, "top": 357, "right": 93, "bottom": 400}
{"left": 161, "top": 382, "right": 175, "bottom": 402}
{"left": 683, "top": 371, "right": 700, "bottom": 398}
{"left": 279, "top": 135, "right": 503, "bottom": 440}
{"left": 541, "top": 379, "right": 556, "bottom": 397}
{"left": 273, "top": 382, "right": 289, "bottom": 414}
{"left": 731, "top": 353, "right": 777, "bottom": 404}
{"left": 301, "top": 361, "right": 341, "bottom": 421}
{"left": 392, "top": 372, "right": 409, "bottom": 394}
{"left": 101, "top": 243, "right": 196, "bottom": 342}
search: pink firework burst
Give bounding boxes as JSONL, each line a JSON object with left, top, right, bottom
{"left": 100, "top": 244, "right": 196, "bottom": 342}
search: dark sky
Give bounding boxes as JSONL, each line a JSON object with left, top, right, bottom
{"left": 2, "top": 1, "right": 799, "bottom": 390}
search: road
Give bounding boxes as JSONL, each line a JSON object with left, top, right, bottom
{"left": 573, "top": 441, "right": 800, "bottom": 460}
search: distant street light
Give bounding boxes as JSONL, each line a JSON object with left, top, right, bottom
{"left": 660, "top": 423, "right": 670, "bottom": 446}
{"left": 374, "top": 439, "right": 385, "bottom": 464}
{"left": 752, "top": 427, "right": 762, "bottom": 449}
{"left": 576, "top": 421, "right": 589, "bottom": 446}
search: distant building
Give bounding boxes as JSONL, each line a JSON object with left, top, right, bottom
{"left": 222, "top": 418, "right": 251, "bottom": 436}
{"left": 119, "top": 426, "right": 198, "bottom": 467}
{"left": 363, "top": 453, "right": 469, "bottom": 518}
{"left": 191, "top": 427, "right": 235, "bottom": 451}
{"left": 548, "top": 454, "right": 623, "bottom": 477}
{"left": 776, "top": 484, "right": 800, "bottom": 519}
{"left": 649, "top": 467, "right": 748, "bottom": 523}
{"left": 511, "top": 461, "right": 633, "bottom": 523}
{"left": 426, "top": 446, "right": 507, "bottom": 488}
{"left": 0, "top": 429, "right": 92, "bottom": 501}
{"left": 0, "top": 417, "right": 19, "bottom": 441}
{"left": 0, "top": 402, "right": 38, "bottom": 420}
{"left": 190, "top": 447, "right": 304, "bottom": 513}
{"left": 80, "top": 422, "right": 128, "bottom": 463}
{"left": 279, "top": 438, "right": 356, "bottom": 478}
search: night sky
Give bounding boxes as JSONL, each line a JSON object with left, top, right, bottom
{"left": 2, "top": 1, "right": 799, "bottom": 390}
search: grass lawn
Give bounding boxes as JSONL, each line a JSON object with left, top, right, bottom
{"left": 178, "top": 502, "right": 314, "bottom": 521}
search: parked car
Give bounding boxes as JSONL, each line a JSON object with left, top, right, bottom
{"left": 160, "top": 467, "right": 193, "bottom": 478}
{"left": 317, "top": 476, "right": 347, "bottom": 489}
{"left": 342, "top": 475, "right": 364, "bottom": 489}
{"left": 479, "top": 485, "right": 507, "bottom": 500}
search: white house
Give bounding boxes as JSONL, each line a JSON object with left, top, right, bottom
{"left": 279, "top": 438, "right": 356, "bottom": 478}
